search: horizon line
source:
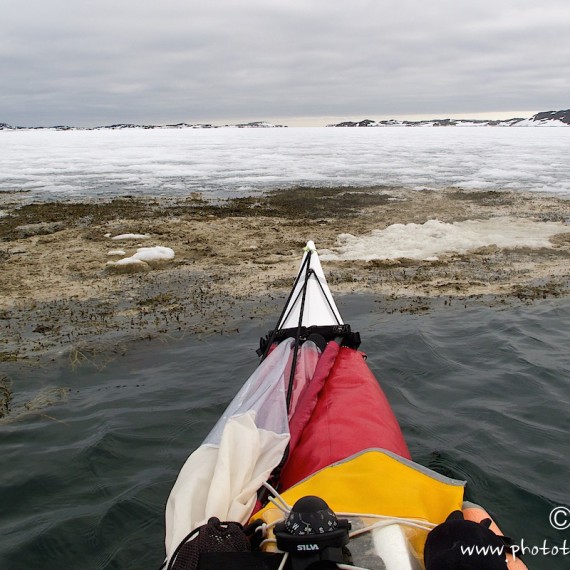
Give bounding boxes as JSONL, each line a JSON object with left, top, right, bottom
{"left": 4, "top": 108, "right": 569, "bottom": 129}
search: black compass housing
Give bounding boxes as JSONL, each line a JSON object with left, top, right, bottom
{"left": 274, "top": 496, "right": 351, "bottom": 570}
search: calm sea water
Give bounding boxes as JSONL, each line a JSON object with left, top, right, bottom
{"left": 1, "top": 295, "right": 569, "bottom": 570}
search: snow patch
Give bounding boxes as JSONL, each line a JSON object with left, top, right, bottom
{"left": 107, "top": 258, "right": 148, "bottom": 267}
{"left": 111, "top": 233, "right": 150, "bottom": 240}
{"left": 514, "top": 119, "right": 569, "bottom": 128}
{"left": 107, "top": 249, "right": 126, "bottom": 256}
{"left": 320, "top": 217, "right": 568, "bottom": 261}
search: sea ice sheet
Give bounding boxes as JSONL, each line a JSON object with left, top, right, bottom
{"left": 1, "top": 127, "right": 569, "bottom": 199}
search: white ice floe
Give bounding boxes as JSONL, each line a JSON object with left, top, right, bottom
{"left": 320, "top": 217, "right": 568, "bottom": 261}
{"left": 130, "top": 246, "right": 175, "bottom": 262}
{"left": 111, "top": 233, "right": 150, "bottom": 240}
{"left": 106, "top": 246, "right": 175, "bottom": 268}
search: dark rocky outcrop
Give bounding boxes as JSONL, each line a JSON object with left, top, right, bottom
{"left": 530, "top": 109, "right": 570, "bottom": 125}
{"left": 335, "top": 119, "right": 377, "bottom": 127}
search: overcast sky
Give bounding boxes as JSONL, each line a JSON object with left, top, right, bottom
{"left": 2, "top": 0, "right": 569, "bottom": 127}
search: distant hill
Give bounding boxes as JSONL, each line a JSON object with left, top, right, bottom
{"left": 327, "top": 109, "right": 570, "bottom": 127}
{"left": 1, "top": 111, "right": 569, "bottom": 130}
{"left": 0, "top": 121, "right": 287, "bottom": 131}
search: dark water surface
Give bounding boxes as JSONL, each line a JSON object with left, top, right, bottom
{"left": 2, "top": 296, "right": 569, "bottom": 569}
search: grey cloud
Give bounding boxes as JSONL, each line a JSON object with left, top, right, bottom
{"left": 1, "top": 0, "right": 569, "bottom": 126}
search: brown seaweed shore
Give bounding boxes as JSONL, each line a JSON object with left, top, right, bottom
{"left": 1, "top": 186, "right": 569, "bottom": 372}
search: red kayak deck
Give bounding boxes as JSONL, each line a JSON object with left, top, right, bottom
{"left": 280, "top": 344, "right": 411, "bottom": 490}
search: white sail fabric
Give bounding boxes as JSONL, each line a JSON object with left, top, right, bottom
{"left": 164, "top": 339, "right": 295, "bottom": 560}
{"left": 287, "top": 339, "right": 321, "bottom": 419}
{"left": 278, "top": 241, "right": 343, "bottom": 329}
{"left": 164, "top": 241, "right": 339, "bottom": 561}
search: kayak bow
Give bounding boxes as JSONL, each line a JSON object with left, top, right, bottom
{"left": 163, "top": 241, "right": 521, "bottom": 570}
